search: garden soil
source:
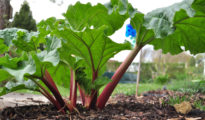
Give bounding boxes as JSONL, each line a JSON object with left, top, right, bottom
{"left": 0, "top": 90, "right": 205, "bottom": 120}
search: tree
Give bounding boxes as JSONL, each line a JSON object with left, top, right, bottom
{"left": 0, "top": 0, "right": 12, "bottom": 29}
{"left": 11, "top": 1, "right": 37, "bottom": 31}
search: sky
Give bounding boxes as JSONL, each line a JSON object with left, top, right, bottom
{"left": 10, "top": 0, "right": 182, "bottom": 62}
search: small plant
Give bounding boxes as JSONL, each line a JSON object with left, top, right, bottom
{"left": 194, "top": 100, "right": 205, "bottom": 111}
{"left": 167, "top": 96, "right": 205, "bottom": 111}
{"left": 168, "top": 96, "right": 190, "bottom": 106}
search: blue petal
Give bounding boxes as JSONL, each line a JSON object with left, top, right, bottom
{"left": 125, "top": 32, "right": 130, "bottom": 37}
{"left": 126, "top": 24, "right": 133, "bottom": 29}
{"left": 125, "top": 24, "right": 137, "bottom": 37}
{"left": 131, "top": 29, "right": 136, "bottom": 37}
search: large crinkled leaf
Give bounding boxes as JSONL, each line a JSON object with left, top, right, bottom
{"left": 144, "top": 0, "right": 195, "bottom": 38}
{"left": 2, "top": 56, "right": 36, "bottom": 81}
{"left": 64, "top": 0, "right": 137, "bottom": 35}
{"left": 55, "top": 25, "right": 131, "bottom": 79}
{"left": 36, "top": 36, "right": 61, "bottom": 66}
{"left": 130, "top": 12, "right": 155, "bottom": 46}
{"left": 37, "top": 17, "right": 58, "bottom": 38}
{"left": 12, "top": 31, "right": 39, "bottom": 52}
{"left": 58, "top": 42, "right": 85, "bottom": 70}
{"left": 105, "top": 0, "right": 138, "bottom": 17}
{"left": 0, "top": 80, "right": 38, "bottom": 96}
{"left": 47, "top": 63, "right": 70, "bottom": 88}
{"left": 0, "top": 54, "right": 27, "bottom": 69}
{"left": 191, "top": 0, "right": 205, "bottom": 16}
{"left": 0, "top": 28, "right": 39, "bottom": 53}
{"left": 0, "top": 69, "right": 12, "bottom": 82}
{"left": 58, "top": 43, "right": 76, "bottom": 68}
{"left": 132, "top": 0, "right": 205, "bottom": 54}
{"left": 0, "top": 31, "right": 62, "bottom": 96}
{"left": 31, "top": 36, "right": 61, "bottom": 77}
{"left": 0, "top": 39, "right": 8, "bottom": 54}
{"left": 0, "top": 28, "right": 61, "bottom": 81}
{"left": 0, "top": 28, "right": 28, "bottom": 46}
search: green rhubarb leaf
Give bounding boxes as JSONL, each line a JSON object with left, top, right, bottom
{"left": 0, "top": 28, "right": 40, "bottom": 54}
{"left": 144, "top": 0, "right": 195, "bottom": 38}
{"left": 192, "top": 0, "right": 205, "bottom": 16}
{"left": 47, "top": 63, "right": 70, "bottom": 88}
{"left": 0, "top": 80, "right": 38, "bottom": 96}
{"left": 145, "top": 0, "right": 205, "bottom": 54}
{"left": 93, "top": 76, "right": 111, "bottom": 91}
{"left": 0, "top": 69, "right": 12, "bottom": 82}
{"left": 56, "top": 25, "right": 131, "bottom": 79}
{"left": 2, "top": 55, "right": 36, "bottom": 81}
{"left": 130, "top": 0, "right": 205, "bottom": 55}
{"left": 37, "top": 17, "right": 58, "bottom": 37}
{"left": 0, "top": 39, "right": 8, "bottom": 54}
{"left": 0, "top": 28, "right": 26, "bottom": 46}
{"left": 0, "top": 29, "right": 61, "bottom": 80}
{"left": 64, "top": 0, "right": 137, "bottom": 35}
{"left": 58, "top": 42, "right": 83, "bottom": 69}
{"left": 0, "top": 54, "right": 27, "bottom": 69}
{"left": 130, "top": 12, "right": 155, "bottom": 46}
{"left": 30, "top": 36, "right": 61, "bottom": 77}
{"left": 0, "top": 35, "right": 62, "bottom": 96}
{"left": 12, "top": 31, "right": 38, "bottom": 52}
{"left": 36, "top": 36, "right": 61, "bottom": 66}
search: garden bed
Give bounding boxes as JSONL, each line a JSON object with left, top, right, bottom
{"left": 0, "top": 90, "right": 205, "bottom": 120}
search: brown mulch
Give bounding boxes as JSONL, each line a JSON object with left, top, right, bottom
{"left": 0, "top": 90, "right": 205, "bottom": 120}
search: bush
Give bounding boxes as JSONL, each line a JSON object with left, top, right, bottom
{"left": 174, "top": 73, "right": 187, "bottom": 81}
{"left": 154, "top": 74, "right": 169, "bottom": 84}
{"left": 166, "top": 63, "right": 185, "bottom": 79}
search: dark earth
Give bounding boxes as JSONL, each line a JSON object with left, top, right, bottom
{"left": 0, "top": 90, "right": 205, "bottom": 120}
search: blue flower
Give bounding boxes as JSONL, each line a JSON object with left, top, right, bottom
{"left": 125, "top": 24, "right": 136, "bottom": 38}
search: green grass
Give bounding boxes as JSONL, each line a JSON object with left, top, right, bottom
{"left": 167, "top": 80, "right": 205, "bottom": 94}
{"left": 99, "top": 83, "right": 162, "bottom": 96}
{"left": 99, "top": 79, "right": 205, "bottom": 96}
{"left": 1, "top": 79, "right": 204, "bottom": 97}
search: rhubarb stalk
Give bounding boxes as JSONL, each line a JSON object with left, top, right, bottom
{"left": 70, "top": 68, "right": 77, "bottom": 108}
{"left": 97, "top": 45, "right": 142, "bottom": 109}
{"left": 42, "top": 70, "right": 66, "bottom": 111}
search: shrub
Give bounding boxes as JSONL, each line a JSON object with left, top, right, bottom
{"left": 155, "top": 74, "right": 169, "bottom": 84}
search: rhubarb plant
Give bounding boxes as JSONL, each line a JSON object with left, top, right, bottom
{"left": 97, "top": 0, "right": 205, "bottom": 108}
{"left": 0, "top": 0, "right": 205, "bottom": 113}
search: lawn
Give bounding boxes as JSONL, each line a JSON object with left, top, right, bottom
{"left": 1, "top": 79, "right": 204, "bottom": 97}
{"left": 100, "top": 79, "right": 205, "bottom": 96}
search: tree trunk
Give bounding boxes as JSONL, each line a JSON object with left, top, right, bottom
{"left": 0, "top": 0, "right": 12, "bottom": 29}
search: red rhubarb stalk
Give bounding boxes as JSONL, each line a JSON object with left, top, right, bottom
{"left": 89, "top": 71, "right": 98, "bottom": 108}
{"left": 45, "top": 70, "right": 61, "bottom": 95}
{"left": 78, "top": 84, "right": 85, "bottom": 105}
{"left": 33, "top": 79, "right": 63, "bottom": 112}
{"left": 84, "top": 70, "right": 98, "bottom": 108}
{"left": 42, "top": 70, "right": 66, "bottom": 111}
{"left": 69, "top": 68, "right": 73, "bottom": 100}
{"left": 97, "top": 45, "right": 142, "bottom": 109}
{"left": 39, "top": 89, "right": 64, "bottom": 113}
{"left": 70, "top": 68, "right": 77, "bottom": 108}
